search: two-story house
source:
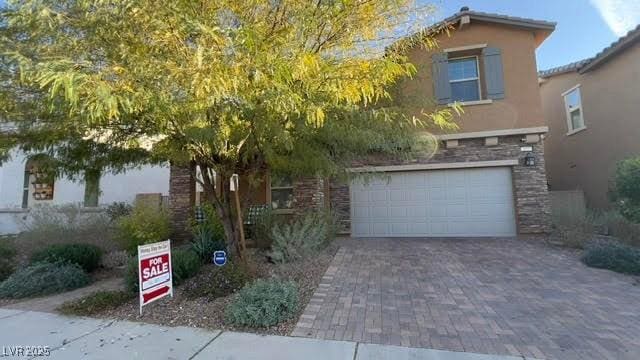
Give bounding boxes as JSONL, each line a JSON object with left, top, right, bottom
{"left": 539, "top": 26, "right": 640, "bottom": 209}
{"left": 169, "top": 8, "right": 556, "bottom": 239}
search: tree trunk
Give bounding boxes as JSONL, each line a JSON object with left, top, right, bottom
{"left": 200, "top": 165, "right": 242, "bottom": 258}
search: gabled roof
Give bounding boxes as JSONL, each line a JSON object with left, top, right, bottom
{"left": 435, "top": 8, "right": 556, "bottom": 46}
{"left": 443, "top": 9, "right": 556, "bottom": 31}
{"left": 539, "top": 24, "right": 640, "bottom": 78}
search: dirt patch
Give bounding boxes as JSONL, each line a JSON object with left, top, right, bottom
{"left": 73, "top": 244, "right": 339, "bottom": 336}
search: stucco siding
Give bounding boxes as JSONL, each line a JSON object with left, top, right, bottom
{"left": 396, "top": 21, "right": 545, "bottom": 133}
{"left": 541, "top": 42, "right": 640, "bottom": 208}
{"left": 0, "top": 150, "right": 170, "bottom": 234}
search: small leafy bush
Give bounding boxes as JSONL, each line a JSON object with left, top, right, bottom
{"left": 612, "top": 157, "right": 640, "bottom": 223}
{"left": 58, "top": 290, "right": 133, "bottom": 315}
{"left": 0, "top": 240, "right": 17, "bottom": 282}
{"left": 184, "top": 262, "right": 253, "bottom": 299}
{"left": 31, "top": 243, "right": 103, "bottom": 272}
{"left": 116, "top": 203, "right": 171, "bottom": 253}
{"left": 225, "top": 279, "right": 299, "bottom": 328}
{"left": 0, "top": 262, "right": 90, "bottom": 299}
{"left": 269, "top": 211, "right": 336, "bottom": 263}
{"left": 172, "top": 249, "right": 202, "bottom": 285}
{"left": 191, "top": 226, "right": 226, "bottom": 263}
{"left": 124, "top": 248, "right": 201, "bottom": 293}
{"left": 582, "top": 240, "right": 640, "bottom": 275}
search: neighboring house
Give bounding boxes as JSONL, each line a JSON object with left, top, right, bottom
{"left": 169, "top": 8, "right": 555, "bottom": 239}
{"left": 539, "top": 25, "right": 640, "bottom": 209}
{"left": 0, "top": 150, "right": 169, "bottom": 234}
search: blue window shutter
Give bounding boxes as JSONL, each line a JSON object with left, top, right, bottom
{"left": 483, "top": 47, "right": 505, "bottom": 100}
{"left": 431, "top": 52, "right": 450, "bottom": 105}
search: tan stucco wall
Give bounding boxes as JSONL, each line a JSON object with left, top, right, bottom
{"left": 395, "top": 21, "right": 546, "bottom": 134}
{"left": 541, "top": 42, "right": 640, "bottom": 208}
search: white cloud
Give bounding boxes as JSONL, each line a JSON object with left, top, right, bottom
{"left": 590, "top": 0, "right": 640, "bottom": 36}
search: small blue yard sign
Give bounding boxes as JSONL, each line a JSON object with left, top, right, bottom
{"left": 212, "top": 251, "right": 227, "bottom": 266}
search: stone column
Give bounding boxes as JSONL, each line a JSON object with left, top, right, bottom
{"left": 512, "top": 141, "right": 552, "bottom": 234}
{"left": 329, "top": 180, "right": 351, "bottom": 234}
{"left": 169, "top": 162, "right": 196, "bottom": 241}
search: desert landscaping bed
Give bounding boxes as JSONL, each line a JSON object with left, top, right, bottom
{"left": 61, "top": 243, "right": 339, "bottom": 336}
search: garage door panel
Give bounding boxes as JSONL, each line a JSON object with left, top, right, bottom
{"left": 428, "top": 171, "right": 446, "bottom": 185}
{"left": 372, "top": 223, "right": 389, "bottom": 235}
{"left": 369, "top": 190, "right": 387, "bottom": 202}
{"left": 350, "top": 167, "right": 516, "bottom": 237}
{"left": 370, "top": 206, "right": 388, "bottom": 218}
{"left": 407, "top": 206, "right": 427, "bottom": 218}
{"left": 389, "top": 189, "right": 405, "bottom": 201}
{"left": 446, "top": 187, "right": 467, "bottom": 200}
{"left": 352, "top": 206, "right": 369, "bottom": 219}
{"left": 389, "top": 206, "right": 408, "bottom": 217}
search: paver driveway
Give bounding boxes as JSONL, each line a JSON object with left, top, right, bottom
{"left": 292, "top": 237, "right": 640, "bottom": 359}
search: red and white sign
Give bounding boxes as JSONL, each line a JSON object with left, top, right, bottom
{"left": 138, "top": 240, "right": 173, "bottom": 314}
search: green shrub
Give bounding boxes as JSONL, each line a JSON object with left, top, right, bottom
{"left": 191, "top": 226, "right": 226, "bottom": 263}
{"left": 184, "top": 262, "right": 253, "bottom": 299}
{"left": 171, "top": 249, "right": 202, "bottom": 285}
{"left": 269, "top": 211, "right": 336, "bottom": 263}
{"left": 116, "top": 203, "right": 171, "bottom": 253}
{"left": 15, "top": 204, "right": 118, "bottom": 255}
{"left": 0, "top": 262, "right": 90, "bottom": 299}
{"left": 612, "top": 157, "right": 640, "bottom": 223}
{"left": 582, "top": 240, "right": 640, "bottom": 275}
{"left": 124, "top": 248, "right": 201, "bottom": 293}
{"left": 58, "top": 290, "right": 133, "bottom": 316}
{"left": 194, "top": 204, "right": 226, "bottom": 240}
{"left": 31, "top": 243, "right": 103, "bottom": 272}
{"left": 225, "top": 279, "right": 299, "bottom": 328}
{"left": 0, "top": 240, "right": 17, "bottom": 282}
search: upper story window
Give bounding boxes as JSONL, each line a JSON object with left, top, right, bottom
{"left": 432, "top": 45, "right": 504, "bottom": 105}
{"left": 448, "top": 56, "right": 481, "bottom": 102}
{"left": 562, "top": 85, "right": 585, "bottom": 134}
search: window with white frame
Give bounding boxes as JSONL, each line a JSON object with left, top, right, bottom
{"left": 270, "top": 174, "right": 293, "bottom": 210}
{"left": 448, "top": 56, "right": 481, "bottom": 102}
{"left": 563, "top": 86, "right": 585, "bottom": 133}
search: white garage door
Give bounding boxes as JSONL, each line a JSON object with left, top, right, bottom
{"left": 350, "top": 167, "right": 516, "bottom": 237}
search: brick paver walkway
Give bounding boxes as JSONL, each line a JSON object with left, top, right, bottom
{"left": 292, "top": 237, "right": 640, "bottom": 359}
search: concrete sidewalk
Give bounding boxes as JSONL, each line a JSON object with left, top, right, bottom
{"left": 0, "top": 309, "right": 540, "bottom": 360}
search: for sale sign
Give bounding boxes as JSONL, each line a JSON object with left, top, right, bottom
{"left": 138, "top": 240, "right": 173, "bottom": 315}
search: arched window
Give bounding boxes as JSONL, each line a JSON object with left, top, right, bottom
{"left": 22, "top": 155, "right": 55, "bottom": 208}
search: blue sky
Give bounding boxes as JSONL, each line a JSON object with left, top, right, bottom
{"left": 427, "top": 0, "right": 640, "bottom": 70}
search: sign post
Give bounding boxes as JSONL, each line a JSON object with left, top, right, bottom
{"left": 138, "top": 240, "right": 173, "bottom": 315}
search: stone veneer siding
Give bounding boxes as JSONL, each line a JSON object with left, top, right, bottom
{"left": 169, "top": 163, "right": 195, "bottom": 241}
{"left": 292, "top": 176, "right": 326, "bottom": 214}
{"left": 313, "top": 134, "right": 551, "bottom": 235}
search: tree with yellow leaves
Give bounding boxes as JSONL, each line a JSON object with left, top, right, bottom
{"left": 0, "top": 0, "right": 456, "bottom": 254}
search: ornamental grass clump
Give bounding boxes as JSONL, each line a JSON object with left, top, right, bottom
{"left": 268, "top": 211, "right": 336, "bottom": 263}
